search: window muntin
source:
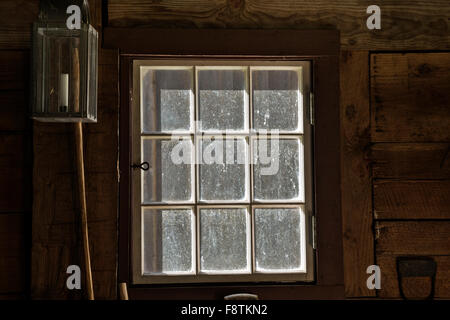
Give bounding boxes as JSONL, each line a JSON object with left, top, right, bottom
{"left": 132, "top": 60, "right": 314, "bottom": 284}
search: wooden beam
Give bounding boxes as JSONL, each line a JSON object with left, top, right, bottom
{"left": 340, "top": 50, "right": 374, "bottom": 297}
{"left": 107, "top": 0, "right": 450, "bottom": 50}
{"left": 103, "top": 28, "right": 339, "bottom": 56}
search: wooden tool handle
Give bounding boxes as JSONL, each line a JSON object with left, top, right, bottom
{"left": 74, "top": 122, "right": 94, "bottom": 300}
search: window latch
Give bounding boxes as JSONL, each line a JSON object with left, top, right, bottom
{"left": 131, "top": 161, "right": 150, "bottom": 171}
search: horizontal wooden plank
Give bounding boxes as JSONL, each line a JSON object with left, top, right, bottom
{"left": 0, "top": 51, "right": 29, "bottom": 91}
{"left": 0, "top": 0, "right": 38, "bottom": 49}
{"left": 0, "top": 214, "right": 26, "bottom": 294}
{"left": 108, "top": 0, "right": 450, "bottom": 50}
{"left": 371, "top": 53, "right": 450, "bottom": 142}
{"left": 377, "top": 254, "right": 450, "bottom": 299}
{"left": 371, "top": 143, "right": 450, "bottom": 179}
{"left": 374, "top": 180, "right": 450, "bottom": 219}
{"left": 0, "top": 91, "right": 28, "bottom": 132}
{"left": 376, "top": 221, "right": 450, "bottom": 255}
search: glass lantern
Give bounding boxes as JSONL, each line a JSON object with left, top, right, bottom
{"left": 31, "top": 0, "right": 98, "bottom": 122}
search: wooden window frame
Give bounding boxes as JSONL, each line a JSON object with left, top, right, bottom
{"left": 108, "top": 28, "right": 343, "bottom": 299}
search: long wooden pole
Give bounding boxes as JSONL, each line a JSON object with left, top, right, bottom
{"left": 74, "top": 122, "right": 95, "bottom": 300}
{"left": 119, "top": 283, "right": 129, "bottom": 300}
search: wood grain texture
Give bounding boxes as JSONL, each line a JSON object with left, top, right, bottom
{"left": 371, "top": 53, "right": 450, "bottom": 142}
{"left": 377, "top": 254, "right": 450, "bottom": 299}
{"left": 107, "top": 0, "right": 450, "bottom": 50}
{"left": 371, "top": 143, "right": 450, "bottom": 179}
{"left": 0, "top": 214, "right": 26, "bottom": 294}
{"left": 30, "top": 0, "right": 119, "bottom": 298}
{"left": 0, "top": 91, "right": 28, "bottom": 132}
{"left": 374, "top": 180, "right": 450, "bottom": 219}
{"left": 376, "top": 221, "right": 450, "bottom": 255}
{"left": 0, "top": 135, "right": 27, "bottom": 213}
{"left": 31, "top": 46, "right": 119, "bottom": 299}
{"left": 376, "top": 221, "right": 450, "bottom": 299}
{"left": 340, "top": 51, "right": 374, "bottom": 297}
{"left": 0, "top": 0, "right": 38, "bottom": 49}
{"left": 0, "top": 51, "right": 29, "bottom": 91}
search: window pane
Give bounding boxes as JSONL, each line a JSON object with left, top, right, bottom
{"left": 142, "top": 138, "right": 193, "bottom": 203}
{"left": 198, "top": 69, "right": 247, "bottom": 132}
{"left": 252, "top": 69, "right": 302, "bottom": 132}
{"left": 199, "top": 138, "right": 248, "bottom": 202}
{"left": 143, "top": 208, "right": 194, "bottom": 274}
{"left": 141, "top": 68, "right": 193, "bottom": 133}
{"left": 253, "top": 138, "right": 304, "bottom": 202}
{"left": 254, "top": 207, "right": 304, "bottom": 272}
{"left": 199, "top": 208, "right": 250, "bottom": 273}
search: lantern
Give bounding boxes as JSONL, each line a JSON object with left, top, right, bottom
{"left": 31, "top": 0, "right": 98, "bottom": 122}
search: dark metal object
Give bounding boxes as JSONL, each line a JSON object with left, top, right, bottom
{"left": 397, "top": 256, "right": 437, "bottom": 300}
{"left": 131, "top": 162, "right": 150, "bottom": 171}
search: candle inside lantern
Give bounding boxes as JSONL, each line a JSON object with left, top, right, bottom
{"left": 59, "top": 73, "right": 69, "bottom": 112}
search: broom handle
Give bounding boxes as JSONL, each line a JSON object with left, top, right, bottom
{"left": 75, "top": 122, "right": 95, "bottom": 300}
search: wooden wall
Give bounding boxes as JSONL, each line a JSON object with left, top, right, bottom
{"left": 0, "top": 0, "right": 119, "bottom": 300}
{"left": 0, "top": 7, "right": 35, "bottom": 299}
{"left": 0, "top": 0, "right": 449, "bottom": 300}
{"left": 30, "top": 1, "right": 119, "bottom": 300}
{"left": 371, "top": 53, "right": 450, "bottom": 299}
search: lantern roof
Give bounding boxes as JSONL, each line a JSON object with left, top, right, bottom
{"left": 38, "top": 0, "right": 91, "bottom": 24}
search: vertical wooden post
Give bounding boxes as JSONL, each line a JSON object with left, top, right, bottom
{"left": 74, "top": 122, "right": 95, "bottom": 300}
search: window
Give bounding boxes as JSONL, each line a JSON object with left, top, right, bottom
{"left": 115, "top": 28, "right": 342, "bottom": 299}
{"left": 131, "top": 61, "right": 314, "bottom": 284}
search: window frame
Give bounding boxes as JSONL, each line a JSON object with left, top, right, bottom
{"left": 113, "top": 28, "right": 343, "bottom": 299}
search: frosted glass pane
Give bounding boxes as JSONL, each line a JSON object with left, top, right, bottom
{"left": 199, "top": 208, "right": 249, "bottom": 273}
{"left": 254, "top": 208, "right": 303, "bottom": 272}
{"left": 252, "top": 70, "right": 302, "bottom": 132}
{"left": 142, "top": 139, "right": 193, "bottom": 203}
{"left": 143, "top": 208, "right": 194, "bottom": 274}
{"left": 253, "top": 138, "right": 304, "bottom": 202}
{"left": 141, "top": 69, "right": 193, "bottom": 133}
{"left": 198, "top": 70, "right": 247, "bottom": 131}
{"left": 199, "top": 138, "right": 248, "bottom": 201}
